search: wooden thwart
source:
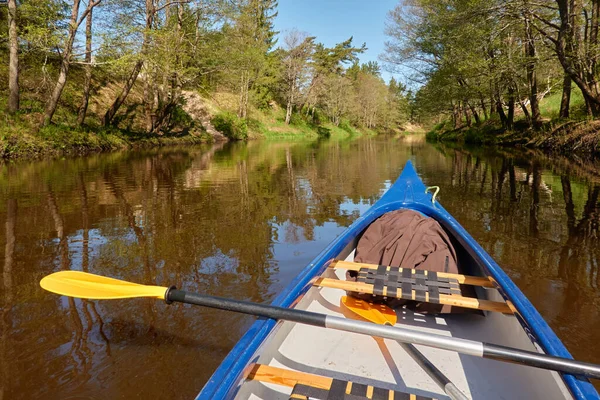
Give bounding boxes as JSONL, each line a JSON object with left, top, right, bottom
{"left": 248, "top": 364, "right": 434, "bottom": 400}
{"left": 315, "top": 278, "right": 512, "bottom": 314}
{"left": 330, "top": 260, "right": 495, "bottom": 288}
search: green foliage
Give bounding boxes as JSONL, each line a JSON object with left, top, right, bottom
{"left": 338, "top": 120, "right": 354, "bottom": 134}
{"left": 539, "top": 87, "right": 586, "bottom": 120}
{"left": 316, "top": 126, "right": 331, "bottom": 138}
{"left": 463, "top": 127, "right": 495, "bottom": 145}
{"left": 1, "top": 0, "right": 416, "bottom": 157}
{"left": 212, "top": 112, "right": 248, "bottom": 140}
{"left": 169, "top": 106, "right": 194, "bottom": 127}
{"left": 383, "top": 0, "right": 572, "bottom": 129}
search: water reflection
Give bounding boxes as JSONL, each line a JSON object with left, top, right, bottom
{"left": 419, "top": 145, "right": 600, "bottom": 376}
{"left": 0, "top": 137, "right": 599, "bottom": 398}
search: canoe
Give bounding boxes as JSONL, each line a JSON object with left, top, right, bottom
{"left": 197, "top": 161, "right": 599, "bottom": 400}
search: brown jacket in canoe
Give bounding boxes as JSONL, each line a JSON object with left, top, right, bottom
{"left": 349, "top": 209, "right": 463, "bottom": 314}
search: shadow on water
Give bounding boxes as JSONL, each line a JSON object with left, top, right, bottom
{"left": 0, "top": 137, "right": 599, "bottom": 397}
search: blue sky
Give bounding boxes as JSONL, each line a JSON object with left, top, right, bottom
{"left": 273, "top": 0, "right": 400, "bottom": 82}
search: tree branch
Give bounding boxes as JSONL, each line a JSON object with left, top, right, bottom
{"left": 155, "top": 1, "right": 190, "bottom": 13}
{"left": 531, "top": 12, "right": 561, "bottom": 31}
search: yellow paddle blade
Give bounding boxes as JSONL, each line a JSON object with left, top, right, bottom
{"left": 341, "top": 296, "right": 397, "bottom": 326}
{"left": 40, "top": 271, "right": 168, "bottom": 300}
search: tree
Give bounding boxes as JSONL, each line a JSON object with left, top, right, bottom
{"left": 7, "top": 0, "right": 19, "bottom": 114}
{"left": 282, "top": 30, "right": 314, "bottom": 124}
{"left": 103, "top": 0, "right": 158, "bottom": 127}
{"left": 354, "top": 72, "right": 387, "bottom": 128}
{"left": 77, "top": 7, "right": 94, "bottom": 126}
{"left": 320, "top": 74, "right": 351, "bottom": 125}
{"left": 228, "top": 0, "right": 279, "bottom": 119}
{"left": 383, "top": 0, "right": 566, "bottom": 128}
{"left": 41, "top": 0, "right": 101, "bottom": 127}
{"left": 303, "top": 37, "right": 366, "bottom": 115}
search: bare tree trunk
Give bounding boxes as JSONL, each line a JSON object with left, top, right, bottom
{"left": 41, "top": 1, "right": 83, "bottom": 127}
{"left": 144, "top": 70, "right": 155, "bottom": 132}
{"left": 103, "top": 61, "right": 143, "bottom": 125}
{"left": 468, "top": 102, "right": 480, "bottom": 124}
{"left": 464, "top": 102, "right": 472, "bottom": 127}
{"left": 41, "top": 0, "right": 99, "bottom": 127}
{"left": 496, "top": 93, "right": 508, "bottom": 127}
{"left": 519, "top": 99, "right": 531, "bottom": 122}
{"left": 7, "top": 0, "right": 19, "bottom": 114}
{"left": 560, "top": 75, "right": 571, "bottom": 118}
{"left": 103, "top": 0, "right": 152, "bottom": 126}
{"left": 151, "top": 2, "right": 182, "bottom": 134}
{"left": 285, "top": 81, "right": 295, "bottom": 124}
{"left": 524, "top": 15, "right": 541, "bottom": 127}
{"left": 238, "top": 71, "right": 249, "bottom": 119}
{"left": 480, "top": 95, "right": 488, "bottom": 120}
{"left": 452, "top": 101, "right": 460, "bottom": 129}
{"left": 507, "top": 85, "right": 515, "bottom": 129}
{"left": 77, "top": 8, "right": 93, "bottom": 126}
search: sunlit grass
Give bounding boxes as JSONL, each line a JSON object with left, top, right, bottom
{"left": 539, "top": 86, "right": 586, "bottom": 119}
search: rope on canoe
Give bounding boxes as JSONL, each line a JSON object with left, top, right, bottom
{"left": 425, "top": 186, "right": 440, "bottom": 204}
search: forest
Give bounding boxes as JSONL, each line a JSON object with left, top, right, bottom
{"left": 384, "top": 0, "right": 600, "bottom": 151}
{"left": 0, "top": 0, "right": 409, "bottom": 152}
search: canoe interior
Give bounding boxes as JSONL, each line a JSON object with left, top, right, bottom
{"left": 233, "top": 211, "right": 573, "bottom": 399}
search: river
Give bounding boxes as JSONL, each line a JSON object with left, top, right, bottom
{"left": 1, "top": 136, "right": 599, "bottom": 398}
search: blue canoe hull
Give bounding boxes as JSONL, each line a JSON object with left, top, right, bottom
{"left": 198, "top": 160, "right": 598, "bottom": 399}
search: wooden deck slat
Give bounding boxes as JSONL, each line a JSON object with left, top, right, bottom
{"left": 315, "top": 277, "right": 512, "bottom": 314}
{"left": 330, "top": 260, "right": 495, "bottom": 288}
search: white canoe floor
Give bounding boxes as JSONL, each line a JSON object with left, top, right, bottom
{"left": 235, "top": 246, "right": 573, "bottom": 400}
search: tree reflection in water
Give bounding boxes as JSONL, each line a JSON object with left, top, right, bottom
{"left": 0, "top": 138, "right": 600, "bottom": 397}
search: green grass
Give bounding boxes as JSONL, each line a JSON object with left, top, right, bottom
{"left": 426, "top": 85, "right": 592, "bottom": 147}
{"left": 0, "top": 115, "right": 212, "bottom": 159}
{"left": 245, "top": 106, "right": 371, "bottom": 140}
{"left": 539, "top": 86, "right": 586, "bottom": 119}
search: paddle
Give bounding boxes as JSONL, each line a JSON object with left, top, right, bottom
{"left": 340, "top": 296, "right": 469, "bottom": 400}
{"left": 40, "top": 271, "right": 600, "bottom": 380}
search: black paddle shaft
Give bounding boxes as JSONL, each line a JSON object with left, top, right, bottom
{"left": 164, "top": 288, "right": 600, "bottom": 380}
{"left": 166, "top": 288, "right": 328, "bottom": 327}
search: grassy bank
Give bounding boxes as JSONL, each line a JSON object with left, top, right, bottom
{"left": 425, "top": 88, "right": 600, "bottom": 155}
{"left": 1, "top": 108, "right": 213, "bottom": 159}
{"left": 1, "top": 86, "right": 387, "bottom": 159}
{"left": 0, "top": 123, "right": 212, "bottom": 159}
{"left": 204, "top": 92, "right": 377, "bottom": 141}
{"left": 0, "top": 67, "right": 216, "bottom": 159}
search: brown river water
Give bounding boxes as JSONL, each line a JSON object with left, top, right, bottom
{"left": 1, "top": 136, "right": 600, "bottom": 399}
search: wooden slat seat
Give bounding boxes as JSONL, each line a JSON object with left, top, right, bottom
{"left": 318, "top": 260, "right": 512, "bottom": 314}
{"left": 330, "top": 260, "right": 495, "bottom": 288}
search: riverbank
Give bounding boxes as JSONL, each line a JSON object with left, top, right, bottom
{"left": 424, "top": 87, "right": 600, "bottom": 155}
{"left": 0, "top": 89, "right": 389, "bottom": 160}
{"left": 0, "top": 125, "right": 214, "bottom": 159}
{"left": 426, "top": 117, "right": 600, "bottom": 155}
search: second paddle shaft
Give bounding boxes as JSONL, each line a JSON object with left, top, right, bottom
{"left": 165, "top": 288, "right": 600, "bottom": 379}
{"left": 400, "top": 343, "right": 468, "bottom": 400}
